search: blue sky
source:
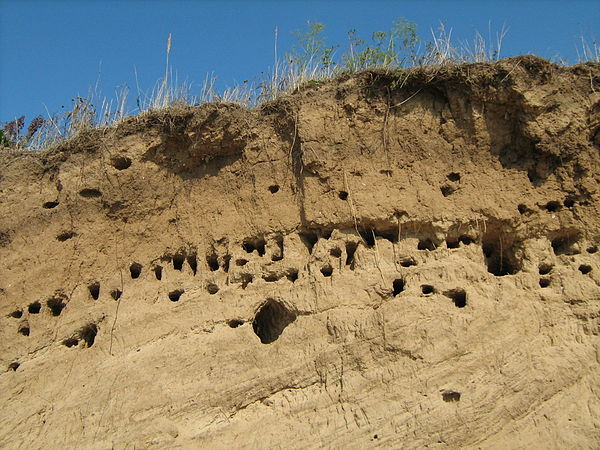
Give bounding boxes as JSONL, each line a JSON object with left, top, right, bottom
{"left": 1, "top": 0, "right": 598, "bottom": 124}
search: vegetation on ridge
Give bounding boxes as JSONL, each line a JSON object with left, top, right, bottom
{"left": 1, "top": 18, "right": 599, "bottom": 151}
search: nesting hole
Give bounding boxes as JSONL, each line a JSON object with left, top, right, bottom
{"left": 482, "top": 231, "right": 521, "bottom": 276}
{"left": 154, "top": 265, "right": 163, "bottom": 280}
{"left": 88, "top": 283, "right": 100, "bottom": 300}
{"left": 173, "top": 253, "right": 185, "bottom": 271}
{"left": 63, "top": 338, "right": 78, "bottom": 347}
{"left": 538, "top": 263, "right": 553, "bottom": 275}
{"left": 440, "top": 185, "right": 456, "bottom": 197}
{"left": 9, "top": 310, "right": 23, "bottom": 319}
{"left": 299, "top": 231, "right": 319, "bottom": 254}
{"left": 268, "top": 185, "right": 280, "bottom": 194}
{"left": 47, "top": 297, "right": 66, "bottom": 316}
{"left": 587, "top": 246, "right": 598, "bottom": 254}
{"left": 28, "top": 301, "right": 41, "bottom": 314}
{"left": 129, "top": 262, "right": 143, "bottom": 279}
{"left": 345, "top": 241, "right": 358, "bottom": 266}
{"left": 447, "top": 172, "right": 461, "bottom": 182}
{"left": 241, "top": 274, "right": 253, "bottom": 289}
{"left": 544, "top": 201, "right": 562, "bottom": 212}
{"left": 222, "top": 254, "right": 231, "bottom": 272}
{"left": 330, "top": 247, "right": 342, "bottom": 258}
{"left": 79, "top": 324, "right": 98, "bottom": 348}
{"left": 228, "top": 319, "right": 244, "bottom": 328}
{"left": 442, "top": 391, "right": 461, "bottom": 402}
{"left": 56, "top": 231, "right": 76, "bottom": 242}
{"left": 18, "top": 326, "right": 30, "bottom": 336}
{"left": 236, "top": 258, "right": 248, "bottom": 266}
{"left": 207, "top": 283, "right": 219, "bottom": 294}
{"left": 418, "top": 238, "right": 436, "bottom": 251}
{"left": 110, "top": 289, "right": 122, "bottom": 300}
{"left": 393, "top": 278, "right": 405, "bottom": 296}
{"left": 207, "top": 251, "right": 219, "bottom": 271}
{"left": 320, "top": 265, "right": 333, "bottom": 277}
{"left": 359, "top": 229, "right": 375, "bottom": 247}
{"left": 271, "top": 235, "right": 284, "bottom": 261}
{"left": 421, "top": 285, "right": 435, "bottom": 295}
{"left": 243, "top": 237, "right": 266, "bottom": 256}
{"left": 287, "top": 269, "right": 299, "bottom": 282}
{"left": 579, "top": 264, "right": 592, "bottom": 274}
{"left": 563, "top": 197, "right": 576, "bottom": 208}
{"left": 551, "top": 233, "right": 581, "bottom": 256}
{"left": 252, "top": 299, "right": 296, "bottom": 344}
{"left": 400, "top": 258, "right": 417, "bottom": 267}
{"left": 110, "top": 155, "right": 132, "bottom": 170}
{"left": 264, "top": 274, "right": 279, "bottom": 282}
{"left": 338, "top": 191, "right": 349, "bottom": 200}
{"left": 168, "top": 289, "right": 184, "bottom": 302}
{"left": 444, "top": 289, "right": 466, "bottom": 308}
{"left": 79, "top": 188, "right": 102, "bottom": 198}
{"left": 539, "top": 278, "right": 551, "bottom": 288}
{"left": 187, "top": 254, "right": 198, "bottom": 275}
{"left": 43, "top": 201, "right": 59, "bottom": 209}
{"left": 8, "top": 362, "right": 20, "bottom": 371}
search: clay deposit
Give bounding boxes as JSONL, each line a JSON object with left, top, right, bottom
{"left": 1, "top": 56, "right": 599, "bottom": 448}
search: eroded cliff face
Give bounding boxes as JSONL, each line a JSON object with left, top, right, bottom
{"left": 1, "top": 56, "right": 599, "bottom": 448}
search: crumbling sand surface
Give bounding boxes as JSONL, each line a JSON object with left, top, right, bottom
{"left": 1, "top": 56, "right": 599, "bottom": 448}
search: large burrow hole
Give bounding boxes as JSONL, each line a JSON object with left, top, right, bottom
{"left": 207, "top": 283, "right": 219, "bottom": 294}
{"left": 252, "top": 299, "right": 297, "bottom": 344}
{"left": 374, "top": 229, "right": 398, "bottom": 243}
{"left": 79, "top": 324, "right": 98, "bottom": 348}
{"left": 299, "top": 231, "right": 319, "bottom": 254}
{"left": 243, "top": 237, "right": 266, "bottom": 256}
{"left": 28, "top": 301, "right": 41, "bottom": 314}
{"left": 587, "top": 246, "right": 598, "bottom": 254}
{"left": 359, "top": 229, "right": 375, "bottom": 247}
{"left": 418, "top": 238, "right": 436, "bottom": 251}
{"left": 481, "top": 230, "right": 521, "bottom": 276}
{"left": 47, "top": 297, "right": 66, "bottom": 316}
{"left": 187, "top": 253, "right": 198, "bottom": 275}
{"left": 544, "top": 201, "right": 562, "bottom": 212}
{"left": 287, "top": 269, "right": 299, "bottom": 282}
{"left": 207, "top": 250, "right": 219, "bottom": 271}
{"left": 129, "top": 262, "right": 143, "bottom": 279}
{"left": 9, "top": 309, "right": 23, "bottom": 319}
{"left": 538, "top": 263, "right": 553, "bottom": 275}
{"left": 444, "top": 289, "right": 467, "bottom": 308}
{"left": 421, "top": 285, "right": 435, "bottom": 295}
{"left": 56, "top": 231, "right": 76, "bottom": 242}
{"left": 42, "top": 201, "right": 59, "bottom": 209}
{"left": 539, "top": 278, "right": 551, "bottom": 288}
{"left": 228, "top": 319, "right": 244, "bottom": 328}
{"left": 442, "top": 391, "right": 461, "bottom": 402}
{"left": 393, "top": 278, "right": 405, "bottom": 296}
{"left": 154, "top": 265, "right": 163, "bottom": 280}
{"left": 63, "top": 338, "right": 78, "bottom": 348}
{"left": 345, "top": 241, "right": 358, "bottom": 266}
{"left": 551, "top": 231, "right": 581, "bottom": 256}
{"left": 18, "top": 326, "right": 30, "bottom": 336}
{"left": 88, "top": 282, "right": 100, "bottom": 300}
{"left": 320, "top": 265, "right": 333, "bottom": 277}
{"left": 168, "top": 289, "right": 184, "bottom": 302}
{"left": 79, "top": 188, "right": 102, "bottom": 198}
{"left": 271, "top": 235, "right": 284, "bottom": 261}
{"left": 8, "top": 362, "right": 20, "bottom": 371}
{"left": 110, "top": 155, "right": 132, "bottom": 170}
{"left": 173, "top": 253, "right": 185, "bottom": 271}
{"left": 579, "top": 264, "right": 593, "bottom": 274}
{"left": 241, "top": 274, "right": 253, "bottom": 289}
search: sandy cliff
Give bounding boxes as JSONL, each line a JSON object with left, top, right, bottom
{"left": 1, "top": 56, "right": 599, "bottom": 448}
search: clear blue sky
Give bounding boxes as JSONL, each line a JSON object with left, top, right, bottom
{"left": 1, "top": 0, "right": 598, "bottom": 124}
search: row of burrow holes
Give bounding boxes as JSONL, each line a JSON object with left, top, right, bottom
{"left": 8, "top": 219, "right": 597, "bottom": 333}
